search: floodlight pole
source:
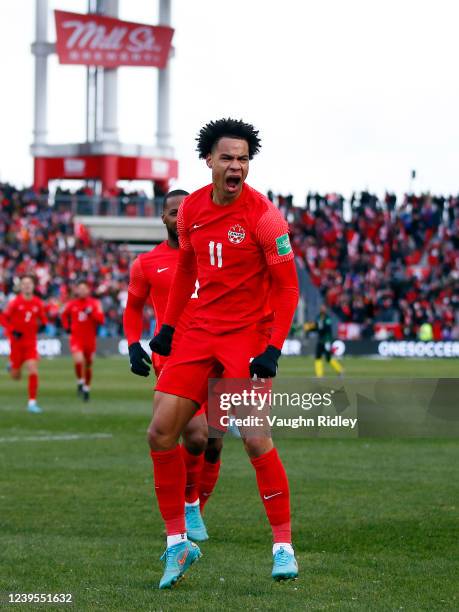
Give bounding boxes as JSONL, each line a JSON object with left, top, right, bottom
{"left": 101, "top": 0, "right": 119, "bottom": 143}
{"left": 157, "top": 0, "right": 173, "bottom": 157}
{"left": 32, "top": 0, "right": 49, "bottom": 148}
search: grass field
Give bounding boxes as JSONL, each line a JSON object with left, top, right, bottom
{"left": 1, "top": 356, "right": 458, "bottom": 611}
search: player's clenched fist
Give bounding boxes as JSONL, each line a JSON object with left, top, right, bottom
{"left": 249, "top": 345, "right": 281, "bottom": 378}
{"left": 149, "top": 324, "right": 175, "bottom": 356}
{"left": 128, "top": 342, "right": 152, "bottom": 377}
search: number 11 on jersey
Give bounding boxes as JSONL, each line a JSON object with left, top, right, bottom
{"left": 209, "top": 241, "right": 223, "bottom": 268}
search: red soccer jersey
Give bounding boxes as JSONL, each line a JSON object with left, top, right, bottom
{"left": 128, "top": 241, "right": 197, "bottom": 336}
{"left": 61, "top": 297, "right": 104, "bottom": 340}
{"left": 175, "top": 183, "right": 293, "bottom": 333}
{"left": 3, "top": 295, "right": 47, "bottom": 341}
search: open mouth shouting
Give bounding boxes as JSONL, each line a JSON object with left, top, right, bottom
{"left": 225, "top": 174, "right": 242, "bottom": 193}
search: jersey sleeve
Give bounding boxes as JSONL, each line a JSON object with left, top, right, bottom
{"left": 255, "top": 205, "right": 294, "bottom": 266}
{"left": 128, "top": 257, "right": 151, "bottom": 300}
{"left": 177, "top": 201, "right": 193, "bottom": 251}
{"left": 2, "top": 299, "right": 15, "bottom": 331}
{"left": 123, "top": 292, "right": 145, "bottom": 345}
{"left": 92, "top": 299, "right": 105, "bottom": 325}
{"left": 267, "top": 259, "right": 299, "bottom": 350}
{"left": 61, "top": 301, "right": 73, "bottom": 331}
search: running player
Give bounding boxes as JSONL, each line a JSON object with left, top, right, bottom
{"left": 61, "top": 280, "right": 104, "bottom": 402}
{"left": 149, "top": 118, "right": 300, "bottom": 588}
{"left": 123, "top": 189, "right": 214, "bottom": 543}
{"left": 1, "top": 275, "right": 47, "bottom": 413}
{"left": 304, "top": 304, "right": 344, "bottom": 377}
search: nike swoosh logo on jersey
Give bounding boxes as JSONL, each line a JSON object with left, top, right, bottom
{"left": 192, "top": 224, "right": 202, "bottom": 229}
{"left": 263, "top": 492, "right": 282, "bottom": 500}
{"left": 157, "top": 267, "right": 169, "bottom": 273}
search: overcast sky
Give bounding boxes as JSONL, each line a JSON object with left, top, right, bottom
{"left": 1, "top": 0, "right": 459, "bottom": 204}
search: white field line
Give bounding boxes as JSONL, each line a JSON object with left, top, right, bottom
{"left": 0, "top": 433, "right": 113, "bottom": 443}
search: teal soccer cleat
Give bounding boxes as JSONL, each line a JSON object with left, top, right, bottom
{"left": 185, "top": 505, "right": 209, "bottom": 542}
{"left": 272, "top": 547, "right": 298, "bottom": 581}
{"left": 159, "top": 540, "right": 202, "bottom": 589}
{"left": 27, "top": 402, "right": 42, "bottom": 414}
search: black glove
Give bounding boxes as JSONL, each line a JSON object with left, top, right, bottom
{"left": 250, "top": 345, "right": 281, "bottom": 378}
{"left": 12, "top": 330, "right": 23, "bottom": 340}
{"left": 128, "top": 342, "right": 152, "bottom": 377}
{"left": 149, "top": 324, "right": 175, "bottom": 357}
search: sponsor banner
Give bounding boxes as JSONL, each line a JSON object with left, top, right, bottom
{"left": 377, "top": 340, "right": 459, "bottom": 359}
{"left": 54, "top": 10, "right": 174, "bottom": 68}
{"left": 207, "top": 377, "right": 459, "bottom": 438}
{"left": 0, "top": 339, "right": 62, "bottom": 358}
{"left": 1, "top": 338, "right": 457, "bottom": 360}
{"left": 331, "top": 340, "right": 459, "bottom": 358}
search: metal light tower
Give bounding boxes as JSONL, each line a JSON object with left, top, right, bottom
{"left": 156, "top": 0, "right": 173, "bottom": 157}
{"left": 31, "top": 0, "right": 177, "bottom": 195}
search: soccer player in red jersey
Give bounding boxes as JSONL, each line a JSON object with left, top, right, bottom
{"left": 149, "top": 118, "right": 300, "bottom": 588}
{"left": 123, "top": 190, "right": 213, "bottom": 542}
{"left": 61, "top": 280, "right": 104, "bottom": 402}
{"left": 2, "top": 275, "right": 47, "bottom": 413}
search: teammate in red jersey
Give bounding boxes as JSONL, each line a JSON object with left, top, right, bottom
{"left": 1, "top": 275, "right": 47, "bottom": 413}
{"left": 61, "top": 281, "right": 104, "bottom": 402}
{"left": 148, "top": 118, "right": 300, "bottom": 588}
{"left": 123, "top": 190, "right": 214, "bottom": 542}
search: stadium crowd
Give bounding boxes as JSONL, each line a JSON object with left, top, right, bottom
{"left": 284, "top": 190, "right": 459, "bottom": 340}
{"left": 1, "top": 182, "right": 458, "bottom": 340}
{"left": 0, "top": 182, "right": 148, "bottom": 338}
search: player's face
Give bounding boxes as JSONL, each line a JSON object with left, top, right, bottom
{"left": 77, "top": 283, "right": 90, "bottom": 299}
{"left": 20, "top": 277, "right": 34, "bottom": 298}
{"left": 162, "top": 195, "right": 184, "bottom": 237}
{"left": 206, "top": 137, "right": 249, "bottom": 202}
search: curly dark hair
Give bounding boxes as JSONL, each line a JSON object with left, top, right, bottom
{"left": 196, "top": 118, "right": 261, "bottom": 160}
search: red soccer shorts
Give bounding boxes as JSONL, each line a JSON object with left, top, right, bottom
{"left": 9, "top": 340, "right": 38, "bottom": 370}
{"left": 154, "top": 359, "right": 206, "bottom": 417}
{"left": 155, "top": 327, "right": 269, "bottom": 406}
{"left": 70, "top": 335, "right": 96, "bottom": 360}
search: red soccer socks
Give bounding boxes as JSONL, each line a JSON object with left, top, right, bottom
{"left": 199, "top": 458, "right": 221, "bottom": 513}
{"left": 250, "top": 447, "right": 291, "bottom": 543}
{"left": 150, "top": 446, "right": 186, "bottom": 536}
{"left": 180, "top": 445, "right": 205, "bottom": 504}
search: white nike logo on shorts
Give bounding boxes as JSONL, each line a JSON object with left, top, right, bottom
{"left": 157, "top": 267, "right": 168, "bottom": 273}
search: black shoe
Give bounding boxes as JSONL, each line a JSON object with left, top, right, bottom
{"left": 77, "top": 382, "right": 84, "bottom": 397}
{"left": 83, "top": 388, "right": 90, "bottom": 402}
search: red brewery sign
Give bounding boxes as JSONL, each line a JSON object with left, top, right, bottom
{"left": 54, "top": 10, "right": 174, "bottom": 68}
